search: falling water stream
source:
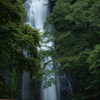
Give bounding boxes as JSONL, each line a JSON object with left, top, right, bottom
{"left": 23, "top": 0, "right": 57, "bottom": 100}
{"left": 23, "top": 0, "right": 73, "bottom": 100}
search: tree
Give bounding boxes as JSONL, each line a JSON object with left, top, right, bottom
{"left": 85, "top": 44, "right": 100, "bottom": 99}
{"left": 0, "top": 0, "right": 40, "bottom": 98}
{"left": 44, "top": 0, "right": 100, "bottom": 99}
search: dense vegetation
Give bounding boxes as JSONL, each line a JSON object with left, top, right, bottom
{"left": 1, "top": 0, "right": 100, "bottom": 99}
{"left": 0, "top": 0, "right": 40, "bottom": 99}
{"left": 44, "top": 0, "right": 100, "bottom": 99}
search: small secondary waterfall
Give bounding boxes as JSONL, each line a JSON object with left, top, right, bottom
{"left": 22, "top": 50, "right": 30, "bottom": 99}
{"left": 54, "top": 64, "right": 73, "bottom": 100}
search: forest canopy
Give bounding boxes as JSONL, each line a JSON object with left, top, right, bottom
{"left": 43, "top": 0, "right": 100, "bottom": 99}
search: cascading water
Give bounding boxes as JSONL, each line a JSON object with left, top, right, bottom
{"left": 23, "top": 0, "right": 57, "bottom": 100}
{"left": 22, "top": 50, "right": 30, "bottom": 100}
{"left": 41, "top": 57, "right": 57, "bottom": 100}
{"left": 24, "top": 0, "right": 49, "bottom": 29}
{"left": 23, "top": 0, "right": 74, "bottom": 100}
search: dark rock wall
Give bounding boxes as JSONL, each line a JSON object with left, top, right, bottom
{"left": 64, "top": 69, "right": 81, "bottom": 95}
{"left": 17, "top": 72, "right": 23, "bottom": 99}
{"left": 54, "top": 64, "right": 80, "bottom": 100}
{"left": 54, "top": 64, "right": 68, "bottom": 100}
{"left": 30, "top": 80, "right": 40, "bottom": 100}
{"left": 22, "top": 0, "right": 27, "bottom": 4}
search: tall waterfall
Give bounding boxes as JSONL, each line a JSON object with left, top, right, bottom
{"left": 23, "top": 0, "right": 57, "bottom": 100}
{"left": 24, "top": 0, "right": 49, "bottom": 29}
{"left": 23, "top": 0, "right": 74, "bottom": 100}
{"left": 41, "top": 57, "right": 57, "bottom": 100}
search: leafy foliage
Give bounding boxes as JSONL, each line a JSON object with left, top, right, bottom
{"left": 85, "top": 44, "right": 100, "bottom": 99}
{"left": 0, "top": 0, "right": 40, "bottom": 98}
{"left": 44, "top": 0, "right": 100, "bottom": 99}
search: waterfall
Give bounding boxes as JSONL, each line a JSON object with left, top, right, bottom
{"left": 60, "top": 71, "right": 73, "bottom": 100}
{"left": 23, "top": 0, "right": 57, "bottom": 100}
{"left": 54, "top": 64, "right": 73, "bottom": 100}
{"left": 23, "top": 0, "right": 73, "bottom": 100}
{"left": 22, "top": 50, "right": 30, "bottom": 100}
{"left": 54, "top": 64, "right": 61, "bottom": 100}
{"left": 41, "top": 57, "right": 57, "bottom": 100}
{"left": 24, "top": 0, "right": 49, "bottom": 29}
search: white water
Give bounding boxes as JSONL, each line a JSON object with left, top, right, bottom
{"left": 41, "top": 57, "right": 57, "bottom": 100}
{"left": 24, "top": 0, "right": 49, "bottom": 29}
{"left": 23, "top": 0, "right": 57, "bottom": 100}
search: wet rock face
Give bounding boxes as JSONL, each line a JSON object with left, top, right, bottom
{"left": 17, "top": 72, "right": 23, "bottom": 99}
{"left": 22, "top": 0, "right": 27, "bottom": 4}
{"left": 54, "top": 64, "right": 80, "bottom": 100}
{"left": 59, "top": 71, "right": 73, "bottom": 100}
